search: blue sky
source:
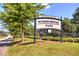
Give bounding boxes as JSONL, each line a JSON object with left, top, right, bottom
{"left": 41, "top": 3, "right": 79, "bottom": 19}
{"left": 0, "top": 3, "right": 79, "bottom": 31}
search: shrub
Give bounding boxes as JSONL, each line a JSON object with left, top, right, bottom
{"left": 27, "top": 35, "right": 79, "bottom": 43}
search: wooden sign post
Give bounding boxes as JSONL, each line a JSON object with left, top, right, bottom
{"left": 34, "top": 19, "right": 36, "bottom": 44}
{"left": 60, "top": 17, "right": 63, "bottom": 43}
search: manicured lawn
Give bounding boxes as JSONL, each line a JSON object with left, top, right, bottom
{"left": 0, "top": 36, "right": 5, "bottom": 39}
{"left": 6, "top": 38, "right": 79, "bottom": 56}
{"left": 0, "top": 36, "right": 6, "bottom": 41}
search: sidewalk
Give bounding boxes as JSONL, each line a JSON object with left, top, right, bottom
{"left": 0, "top": 35, "right": 13, "bottom": 41}
{"left": 0, "top": 35, "right": 13, "bottom": 56}
{"left": 0, "top": 46, "right": 7, "bottom": 56}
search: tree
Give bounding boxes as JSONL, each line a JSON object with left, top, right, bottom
{"left": 73, "top": 7, "right": 79, "bottom": 23}
{"left": 72, "top": 7, "right": 79, "bottom": 37}
{"left": 62, "top": 18, "right": 78, "bottom": 37}
{"left": 0, "top": 3, "right": 46, "bottom": 42}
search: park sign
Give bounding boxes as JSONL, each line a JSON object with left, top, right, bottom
{"left": 36, "top": 16, "right": 61, "bottom": 30}
{"left": 34, "top": 15, "right": 62, "bottom": 44}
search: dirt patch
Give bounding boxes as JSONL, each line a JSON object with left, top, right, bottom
{"left": 36, "top": 40, "right": 61, "bottom": 45}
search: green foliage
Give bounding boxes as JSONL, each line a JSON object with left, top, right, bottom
{"left": 72, "top": 7, "right": 79, "bottom": 37}
{"left": 27, "top": 35, "right": 79, "bottom": 42}
{"left": 62, "top": 18, "right": 78, "bottom": 33}
{"left": 73, "top": 7, "right": 79, "bottom": 23}
{"left": 0, "top": 3, "right": 45, "bottom": 40}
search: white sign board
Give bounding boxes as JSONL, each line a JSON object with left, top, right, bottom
{"left": 36, "top": 19, "right": 61, "bottom": 30}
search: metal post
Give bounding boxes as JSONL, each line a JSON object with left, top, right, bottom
{"left": 60, "top": 17, "right": 63, "bottom": 43}
{"left": 34, "top": 18, "right": 36, "bottom": 44}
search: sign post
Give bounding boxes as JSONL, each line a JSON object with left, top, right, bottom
{"left": 34, "top": 19, "right": 36, "bottom": 44}
{"left": 60, "top": 17, "right": 63, "bottom": 43}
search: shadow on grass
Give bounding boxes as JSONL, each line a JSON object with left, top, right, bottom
{"left": 9, "top": 39, "right": 45, "bottom": 46}
{"left": 8, "top": 40, "right": 22, "bottom": 46}
{"left": 0, "top": 38, "right": 61, "bottom": 47}
{"left": 20, "top": 41, "right": 41, "bottom": 45}
{"left": 7, "top": 40, "right": 42, "bottom": 46}
{"left": 20, "top": 42, "right": 34, "bottom": 45}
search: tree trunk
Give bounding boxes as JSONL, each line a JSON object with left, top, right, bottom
{"left": 21, "top": 21, "right": 24, "bottom": 42}
{"left": 21, "top": 31, "right": 24, "bottom": 42}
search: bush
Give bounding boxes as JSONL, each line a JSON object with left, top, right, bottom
{"left": 48, "top": 37, "right": 79, "bottom": 43}
{"left": 75, "top": 38, "right": 79, "bottom": 43}
{"left": 27, "top": 35, "right": 79, "bottom": 43}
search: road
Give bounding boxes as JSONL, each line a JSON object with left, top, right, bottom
{"left": 0, "top": 37, "right": 13, "bottom": 56}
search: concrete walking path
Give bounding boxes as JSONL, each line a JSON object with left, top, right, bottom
{"left": 0, "top": 35, "right": 13, "bottom": 56}
{"left": 0, "top": 46, "right": 7, "bottom": 56}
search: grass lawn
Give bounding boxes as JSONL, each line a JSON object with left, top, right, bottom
{"left": 0, "top": 36, "right": 6, "bottom": 41}
{"left": 6, "top": 38, "right": 79, "bottom": 56}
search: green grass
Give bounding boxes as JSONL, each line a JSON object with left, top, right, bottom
{"left": 0, "top": 36, "right": 5, "bottom": 39}
{"left": 0, "top": 35, "right": 6, "bottom": 41}
{"left": 6, "top": 38, "right": 79, "bottom": 56}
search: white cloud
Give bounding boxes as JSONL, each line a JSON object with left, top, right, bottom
{"left": 45, "top": 5, "right": 51, "bottom": 9}
{"left": 41, "top": 3, "right": 49, "bottom": 6}
{"left": 41, "top": 3, "right": 51, "bottom": 9}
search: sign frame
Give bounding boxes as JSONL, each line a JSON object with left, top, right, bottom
{"left": 34, "top": 16, "right": 62, "bottom": 44}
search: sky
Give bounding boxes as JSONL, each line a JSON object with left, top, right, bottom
{"left": 0, "top": 3, "right": 79, "bottom": 18}
{"left": 41, "top": 3, "right": 79, "bottom": 19}
{"left": 0, "top": 3, "right": 79, "bottom": 31}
